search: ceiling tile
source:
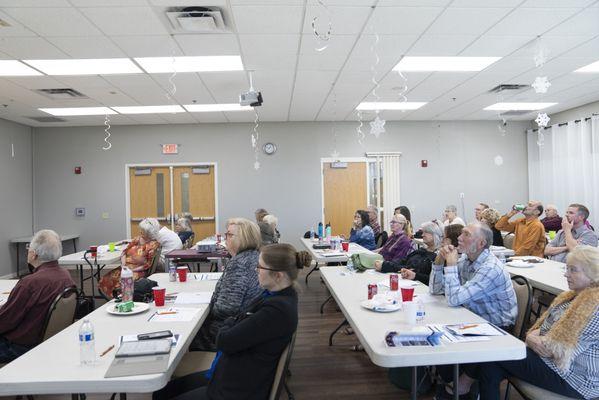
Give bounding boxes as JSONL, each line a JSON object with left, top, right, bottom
{"left": 407, "top": 35, "right": 478, "bottom": 56}
{"left": 46, "top": 36, "right": 126, "bottom": 58}
{"left": 462, "top": 35, "right": 535, "bottom": 56}
{"left": 154, "top": 73, "right": 216, "bottom": 104}
{"left": 544, "top": 7, "right": 599, "bottom": 36}
{"left": 4, "top": 75, "right": 66, "bottom": 90}
{"left": 201, "top": 71, "right": 248, "bottom": 103}
{"left": 3, "top": 7, "right": 103, "bottom": 36}
{"left": 520, "top": 0, "right": 596, "bottom": 7}
{"left": 303, "top": 5, "right": 373, "bottom": 35}
{"left": 110, "top": 35, "right": 183, "bottom": 57}
{"left": 297, "top": 34, "right": 357, "bottom": 70}
{"left": 485, "top": 8, "right": 582, "bottom": 36}
{"left": 80, "top": 7, "right": 169, "bottom": 36}
{"left": 0, "top": 10, "right": 37, "bottom": 37}
{"left": 175, "top": 34, "right": 241, "bottom": 56}
{"left": 71, "top": 0, "right": 149, "bottom": 6}
{"left": 0, "top": 37, "right": 68, "bottom": 59}
{"left": 426, "top": 7, "right": 512, "bottom": 35}
{"left": 243, "top": 53, "right": 297, "bottom": 70}
{"left": 239, "top": 34, "right": 299, "bottom": 55}
{"left": 232, "top": 5, "right": 303, "bottom": 34}
{"left": 364, "top": 7, "right": 444, "bottom": 34}
{"left": 0, "top": 0, "right": 70, "bottom": 6}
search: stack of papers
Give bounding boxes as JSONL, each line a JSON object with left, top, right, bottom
{"left": 147, "top": 308, "right": 201, "bottom": 322}
{"left": 445, "top": 323, "right": 505, "bottom": 336}
{"left": 193, "top": 273, "right": 222, "bottom": 281}
{"left": 174, "top": 292, "right": 213, "bottom": 305}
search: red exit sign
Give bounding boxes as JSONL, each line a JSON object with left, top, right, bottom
{"left": 162, "top": 144, "right": 178, "bottom": 154}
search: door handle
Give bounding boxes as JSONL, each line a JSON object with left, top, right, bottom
{"left": 192, "top": 216, "right": 215, "bottom": 221}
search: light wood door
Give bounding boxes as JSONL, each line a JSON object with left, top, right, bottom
{"left": 323, "top": 162, "right": 368, "bottom": 236}
{"left": 129, "top": 167, "right": 171, "bottom": 238}
{"left": 173, "top": 166, "right": 216, "bottom": 241}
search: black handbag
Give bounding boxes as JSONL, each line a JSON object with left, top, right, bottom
{"left": 133, "top": 278, "right": 158, "bottom": 302}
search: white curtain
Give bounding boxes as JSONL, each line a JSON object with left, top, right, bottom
{"left": 381, "top": 155, "right": 401, "bottom": 232}
{"left": 527, "top": 115, "right": 599, "bottom": 228}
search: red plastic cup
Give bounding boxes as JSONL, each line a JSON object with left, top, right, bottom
{"left": 89, "top": 245, "right": 98, "bottom": 258}
{"left": 401, "top": 287, "right": 414, "bottom": 302}
{"left": 177, "top": 266, "right": 188, "bottom": 282}
{"left": 153, "top": 287, "right": 166, "bottom": 307}
{"left": 341, "top": 241, "right": 349, "bottom": 252}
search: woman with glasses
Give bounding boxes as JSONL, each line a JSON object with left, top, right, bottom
{"left": 155, "top": 243, "right": 312, "bottom": 400}
{"left": 373, "top": 214, "right": 413, "bottom": 262}
{"left": 193, "top": 218, "right": 262, "bottom": 351}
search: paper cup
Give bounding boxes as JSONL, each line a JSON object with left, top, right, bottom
{"left": 404, "top": 301, "right": 417, "bottom": 325}
{"left": 342, "top": 241, "right": 349, "bottom": 252}
{"left": 400, "top": 287, "right": 414, "bottom": 302}
{"left": 153, "top": 287, "right": 166, "bottom": 307}
{"left": 177, "top": 266, "right": 188, "bottom": 282}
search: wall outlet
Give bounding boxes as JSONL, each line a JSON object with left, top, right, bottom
{"left": 101, "top": 212, "right": 109, "bottom": 219}
{"left": 75, "top": 207, "right": 85, "bottom": 217}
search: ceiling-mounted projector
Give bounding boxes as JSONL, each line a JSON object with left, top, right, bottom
{"left": 239, "top": 90, "right": 263, "bottom": 107}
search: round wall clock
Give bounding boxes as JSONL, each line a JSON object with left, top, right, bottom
{"left": 263, "top": 142, "right": 277, "bottom": 155}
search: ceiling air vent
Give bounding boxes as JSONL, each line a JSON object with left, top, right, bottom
{"left": 27, "top": 116, "right": 67, "bottom": 123}
{"left": 165, "top": 7, "right": 228, "bottom": 33}
{"left": 35, "top": 88, "right": 88, "bottom": 100}
{"left": 489, "top": 84, "right": 529, "bottom": 93}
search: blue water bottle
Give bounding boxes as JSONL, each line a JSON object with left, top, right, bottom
{"left": 310, "top": 226, "right": 315, "bottom": 240}
{"left": 317, "top": 222, "right": 323, "bottom": 239}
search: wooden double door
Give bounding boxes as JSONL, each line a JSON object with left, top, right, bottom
{"left": 128, "top": 164, "right": 217, "bottom": 241}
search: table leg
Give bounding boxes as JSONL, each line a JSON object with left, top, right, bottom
{"left": 453, "top": 364, "right": 459, "bottom": 400}
{"left": 410, "top": 366, "right": 418, "bottom": 400}
{"left": 329, "top": 318, "right": 348, "bottom": 346}
{"left": 77, "top": 265, "right": 86, "bottom": 296}
{"left": 304, "top": 262, "right": 320, "bottom": 285}
{"left": 72, "top": 238, "right": 78, "bottom": 253}
{"left": 320, "top": 294, "right": 333, "bottom": 314}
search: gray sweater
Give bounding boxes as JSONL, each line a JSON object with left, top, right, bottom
{"left": 195, "top": 249, "right": 261, "bottom": 350}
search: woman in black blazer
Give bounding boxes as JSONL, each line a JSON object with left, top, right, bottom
{"left": 155, "top": 243, "right": 312, "bottom": 400}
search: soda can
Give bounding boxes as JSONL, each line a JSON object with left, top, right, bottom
{"left": 513, "top": 204, "right": 526, "bottom": 211}
{"left": 367, "top": 284, "right": 378, "bottom": 300}
{"left": 390, "top": 274, "right": 399, "bottom": 291}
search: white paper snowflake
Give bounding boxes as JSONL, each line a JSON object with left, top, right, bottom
{"left": 369, "top": 115, "right": 386, "bottom": 138}
{"left": 494, "top": 155, "right": 504, "bottom": 166}
{"left": 251, "top": 134, "right": 257, "bottom": 148}
{"left": 535, "top": 113, "right": 550, "bottom": 128}
{"left": 253, "top": 160, "right": 261, "bottom": 170}
{"left": 537, "top": 129, "right": 545, "bottom": 147}
{"left": 532, "top": 76, "right": 551, "bottom": 94}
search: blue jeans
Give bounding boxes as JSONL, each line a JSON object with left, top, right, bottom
{"left": 0, "top": 335, "right": 32, "bottom": 363}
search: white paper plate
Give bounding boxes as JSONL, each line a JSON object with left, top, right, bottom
{"left": 360, "top": 299, "right": 401, "bottom": 313}
{"left": 506, "top": 260, "right": 534, "bottom": 268}
{"left": 106, "top": 302, "right": 150, "bottom": 316}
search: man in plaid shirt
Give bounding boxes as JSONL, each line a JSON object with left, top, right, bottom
{"left": 429, "top": 222, "right": 517, "bottom": 329}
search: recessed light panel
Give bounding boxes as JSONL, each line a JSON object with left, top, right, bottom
{"left": 39, "top": 107, "right": 117, "bottom": 116}
{"left": 574, "top": 60, "right": 599, "bottom": 73}
{"left": 0, "top": 60, "right": 42, "bottom": 76}
{"left": 112, "top": 105, "right": 185, "bottom": 114}
{"left": 24, "top": 59, "right": 142, "bottom": 75}
{"left": 183, "top": 103, "right": 252, "bottom": 112}
{"left": 484, "top": 102, "right": 557, "bottom": 111}
{"left": 135, "top": 56, "right": 244, "bottom": 73}
{"left": 356, "top": 102, "right": 427, "bottom": 110}
{"left": 394, "top": 57, "right": 501, "bottom": 72}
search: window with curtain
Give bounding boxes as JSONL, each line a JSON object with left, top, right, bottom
{"left": 527, "top": 115, "right": 599, "bottom": 228}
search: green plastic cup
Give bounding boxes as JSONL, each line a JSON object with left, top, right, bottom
{"left": 549, "top": 231, "right": 556, "bottom": 240}
{"left": 108, "top": 242, "right": 116, "bottom": 252}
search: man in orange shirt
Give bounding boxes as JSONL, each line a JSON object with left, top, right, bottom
{"left": 495, "top": 201, "right": 546, "bottom": 257}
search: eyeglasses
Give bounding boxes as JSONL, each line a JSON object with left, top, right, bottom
{"left": 390, "top": 221, "right": 405, "bottom": 225}
{"left": 257, "top": 264, "right": 280, "bottom": 272}
{"left": 224, "top": 232, "right": 235, "bottom": 238}
{"left": 565, "top": 266, "right": 583, "bottom": 274}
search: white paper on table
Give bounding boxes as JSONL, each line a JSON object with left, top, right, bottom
{"left": 428, "top": 324, "right": 491, "bottom": 343}
{"left": 446, "top": 323, "right": 505, "bottom": 337}
{"left": 0, "top": 298, "right": 6, "bottom": 306}
{"left": 193, "top": 273, "right": 223, "bottom": 281}
{"left": 412, "top": 293, "right": 438, "bottom": 304}
{"left": 148, "top": 308, "right": 200, "bottom": 322}
{"left": 120, "top": 334, "right": 179, "bottom": 346}
{"left": 174, "top": 292, "right": 213, "bottom": 305}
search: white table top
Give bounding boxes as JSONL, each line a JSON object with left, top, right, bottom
{"left": 58, "top": 250, "right": 122, "bottom": 268}
{"left": 506, "top": 258, "right": 568, "bottom": 295}
{"left": 300, "top": 238, "right": 373, "bottom": 263}
{"left": 0, "top": 273, "right": 219, "bottom": 395}
{"left": 320, "top": 267, "right": 526, "bottom": 368}
{"left": 11, "top": 234, "right": 79, "bottom": 244}
{"left": 0, "top": 280, "right": 19, "bottom": 306}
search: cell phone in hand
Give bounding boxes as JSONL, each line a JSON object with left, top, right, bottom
{"left": 137, "top": 330, "right": 173, "bottom": 341}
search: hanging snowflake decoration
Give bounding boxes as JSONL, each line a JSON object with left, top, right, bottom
{"left": 533, "top": 37, "right": 549, "bottom": 68}
{"left": 369, "top": 114, "right": 386, "bottom": 138}
{"left": 254, "top": 160, "right": 261, "bottom": 170}
{"left": 311, "top": 0, "right": 332, "bottom": 51}
{"left": 497, "top": 118, "right": 507, "bottom": 136}
{"left": 537, "top": 129, "right": 545, "bottom": 147}
{"left": 532, "top": 76, "right": 551, "bottom": 94}
{"left": 535, "top": 112, "right": 550, "bottom": 128}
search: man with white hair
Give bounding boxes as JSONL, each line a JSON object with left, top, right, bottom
{"left": 0, "top": 229, "right": 75, "bottom": 362}
{"left": 541, "top": 204, "right": 562, "bottom": 232}
{"left": 142, "top": 218, "right": 182, "bottom": 254}
{"left": 430, "top": 222, "right": 517, "bottom": 329}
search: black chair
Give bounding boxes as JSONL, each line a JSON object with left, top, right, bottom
{"left": 375, "top": 231, "right": 389, "bottom": 248}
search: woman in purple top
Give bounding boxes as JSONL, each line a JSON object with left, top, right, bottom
{"left": 375, "top": 214, "right": 414, "bottom": 262}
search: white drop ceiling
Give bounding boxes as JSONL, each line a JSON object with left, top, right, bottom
{"left": 0, "top": 0, "right": 598, "bottom": 126}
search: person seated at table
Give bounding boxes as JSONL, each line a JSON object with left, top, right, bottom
{"left": 175, "top": 217, "right": 194, "bottom": 247}
{"left": 373, "top": 214, "right": 413, "bottom": 261}
{"left": 474, "top": 202, "right": 489, "bottom": 222}
{"left": 254, "top": 208, "right": 268, "bottom": 223}
{"left": 152, "top": 217, "right": 183, "bottom": 254}
{"left": 259, "top": 214, "right": 280, "bottom": 245}
{"left": 0, "top": 230, "right": 75, "bottom": 362}
{"left": 155, "top": 243, "right": 312, "bottom": 400}
{"left": 99, "top": 219, "right": 160, "bottom": 298}
{"left": 457, "top": 245, "right": 599, "bottom": 400}
{"left": 480, "top": 208, "right": 504, "bottom": 247}
{"left": 349, "top": 210, "right": 376, "bottom": 250}
{"left": 495, "top": 201, "right": 546, "bottom": 257}
{"left": 367, "top": 205, "right": 382, "bottom": 236}
{"left": 443, "top": 223, "right": 464, "bottom": 247}
{"left": 430, "top": 222, "right": 517, "bottom": 330}
{"left": 193, "top": 218, "right": 262, "bottom": 351}
{"left": 541, "top": 204, "right": 562, "bottom": 232}
{"left": 395, "top": 206, "right": 414, "bottom": 238}
{"left": 545, "top": 204, "right": 598, "bottom": 263}
{"left": 374, "top": 220, "right": 444, "bottom": 284}
{"left": 443, "top": 205, "right": 465, "bottom": 226}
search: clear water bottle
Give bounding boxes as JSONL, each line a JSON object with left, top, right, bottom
{"left": 415, "top": 298, "right": 426, "bottom": 324}
{"left": 79, "top": 319, "right": 95, "bottom": 365}
{"left": 309, "top": 227, "right": 315, "bottom": 240}
{"left": 346, "top": 257, "right": 354, "bottom": 272}
{"left": 168, "top": 260, "right": 177, "bottom": 282}
{"left": 498, "top": 252, "right": 506, "bottom": 264}
{"left": 120, "top": 266, "right": 134, "bottom": 302}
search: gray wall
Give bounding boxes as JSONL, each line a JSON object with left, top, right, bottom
{"left": 0, "top": 118, "right": 33, "bottom": 277}
{"left": 549, "top": 100, "right": 599, "bottom": 125}
{"left": 33, "top": 120, "right": 529, "bottom": 250}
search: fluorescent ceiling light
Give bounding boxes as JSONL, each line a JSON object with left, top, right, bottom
{"left": 394, "top": 57, "right": 501, "bottom": 72}
{"left": 24, "top": 58, "right": 142, "bottom": 75}
{"left": 135, "top": 56, "right": 244, "bottom": 73}
{"left": 484, "top": 102, "right": 557, "bottom": 111}
{"left": 356, "top": 102, "right": 427, "bottom": 111}
{"left": 39, "top": 107, "right": 117, "bottom": 116}
{"left": 183, "top": 103, "right": 252, "bottom": 112}
{"left": 112, "top": 105, "right": 185, "bottom": 114}
{"left": 0, "top": 60, "right": 42, "bottom": 76}
{"left": 574, "top": 60, "right": 599, "bottom": 72}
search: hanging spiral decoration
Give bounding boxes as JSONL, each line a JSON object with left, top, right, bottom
{"left": 102, "top": 114, "right": 112, "bottom": 151}
{"left": 312, "top": 0, "right": 332, "bottom": 51}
